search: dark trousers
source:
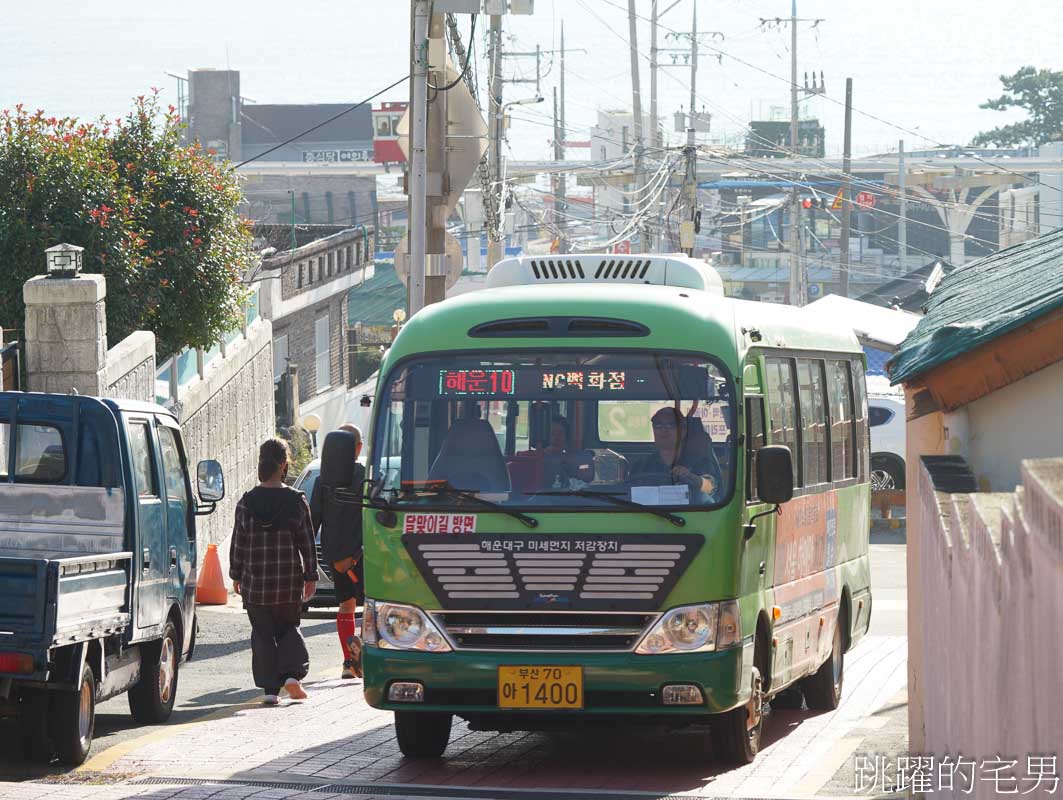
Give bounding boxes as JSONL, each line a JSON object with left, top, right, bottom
{"left": 245, "top": 603, "right": 309, "bottom": 694}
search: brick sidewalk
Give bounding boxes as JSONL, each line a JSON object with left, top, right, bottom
{"left": 4, "top": 636, "right": 907, "bottom": 800}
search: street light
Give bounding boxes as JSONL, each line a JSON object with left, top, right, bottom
{"left": 45, "top": 243, "right": 83, "bottom": 279}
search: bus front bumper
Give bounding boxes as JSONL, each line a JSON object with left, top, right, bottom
{"left": 363, "top": 644, "right": 748, "bottom": 717}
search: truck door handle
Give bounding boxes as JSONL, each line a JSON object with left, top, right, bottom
{"left": 143, "top": 548, "right": 151, "bottom": 572}
{"left": 169, "top": 546, "right": 178, "bottom": 570}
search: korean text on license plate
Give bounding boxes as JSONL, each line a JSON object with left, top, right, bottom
{"left": 498, "top": 665, "right": 583, "bottom": 709}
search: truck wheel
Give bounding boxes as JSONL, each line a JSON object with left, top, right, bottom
{"left": 51, "top": 664, "right": 96, "bottom": 766}
{"left": 394, "top": 711, "right": 452, "bottom": 758}
{"left": 802, "top": 611, "right": 845, "bottom": 711}
{"left": 129, "top": 620, "right": 180, "bottom": 723}
{"left": 19, "top": 688, "right": 55, "bottom": 762}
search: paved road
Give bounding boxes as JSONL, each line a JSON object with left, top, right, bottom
{"left": 2, "top": 531, "right": 908, "bottom": 798}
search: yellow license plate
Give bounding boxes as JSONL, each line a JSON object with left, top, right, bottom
{"left": 498, "top": 665, "right": 583, "bottom": 709}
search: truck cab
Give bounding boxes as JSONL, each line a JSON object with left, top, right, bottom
{"left": 0, "top": 391, "right": 224, "bottom": 765}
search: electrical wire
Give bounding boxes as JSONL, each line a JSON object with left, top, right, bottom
{"left": 431, "top": 14, "right": 477, "bottom": 93}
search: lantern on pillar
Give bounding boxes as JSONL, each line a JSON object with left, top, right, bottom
{"left": 45, "top": 243, "right": 84, "bottom": 278}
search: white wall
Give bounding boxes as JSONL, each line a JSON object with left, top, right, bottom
{"left": 944, "top": 359, "right": 1063, "bottom": 491}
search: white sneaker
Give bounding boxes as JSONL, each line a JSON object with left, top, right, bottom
{"left": 263, "top": 694, "right": 280, "bottom": 706}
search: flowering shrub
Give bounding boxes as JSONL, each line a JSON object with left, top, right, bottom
{"left": 0, "top": 92, "right": 252, "bottom": 357}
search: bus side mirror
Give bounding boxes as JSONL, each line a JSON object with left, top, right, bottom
{"left": 756, "top": 446, "right": 794, "bottom": 505}
{"left": 196, "top": 460, "right": 225, "bottom": 514}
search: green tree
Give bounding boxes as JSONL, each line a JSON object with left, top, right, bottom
{"left": 0, "top": 93, "right": 252, "bottom": 357}
{"left": 972, "top": 66, "right": 1063, "bottom": 147}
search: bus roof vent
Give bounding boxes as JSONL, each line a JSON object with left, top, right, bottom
{"left": 486, "top": 254, "right": 724, "bottom": 295}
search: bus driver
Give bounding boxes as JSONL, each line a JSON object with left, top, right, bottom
{"left": 630, "top": 407, "right": 722, "bottom": 503}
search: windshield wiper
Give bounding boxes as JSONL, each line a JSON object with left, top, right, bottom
{"left": 393, "top": 482, "right": 539, "bottom": 529}
{"left": 528, "top": 490, "right": 686, "bottom": 527}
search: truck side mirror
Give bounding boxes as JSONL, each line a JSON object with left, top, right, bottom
{"left": 755, "top": 445, "right": 794, "bottom": 505}
{"left": 197, "top": 460, "right": 226, "bottom": 504}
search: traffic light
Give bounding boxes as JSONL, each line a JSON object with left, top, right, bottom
{"left": 801, "top": 196, "right": 825, "bottom": 209}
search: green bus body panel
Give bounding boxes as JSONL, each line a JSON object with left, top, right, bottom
{"left": 363, "top": 282, "right": 870, "bottom": 718}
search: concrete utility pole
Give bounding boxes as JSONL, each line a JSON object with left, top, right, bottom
{"left": 487, "top": 12, "right": 505, "bottom": 270}
{"left": 650, "top": 1, "right": 659, "bottom": 151}
{"left": 839, "top": 77, "right": 853, "bottom": 298}
{"left": 787, "top": 0, "right": 805, "bottom": 306}
{"left": 627, "top": 0, "right": 645, "bottom": 251}
{"left": 898, "top": 139, "right": 907, "bottom": 275}
{"left": 408, "top": 0, "right": 430, "bottom": 315}
{"left": 558, "top": 23, "right": 568, "bottom": 253}
{"left": 681, "top": 2, "right": 699, "bottom": 257}
{"left": 424, "top": 11, "right": 448, "bottom": 307}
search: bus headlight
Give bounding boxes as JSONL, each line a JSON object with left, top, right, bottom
{"left": 635, "top": 602, "right": 741, "bottom": 655}
{"left": 369, "top": 600, "right": 452, "bottom": 653}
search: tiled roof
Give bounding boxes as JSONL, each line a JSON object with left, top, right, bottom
{"left": 888, "top": 227, "right": 1063, "bottom": 384}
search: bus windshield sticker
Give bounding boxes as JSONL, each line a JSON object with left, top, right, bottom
{"left": 631, "top": 484, "right": 690, "bottom": 506}
{"left": 403, "top": 513, "right": 478, "bottom": 535}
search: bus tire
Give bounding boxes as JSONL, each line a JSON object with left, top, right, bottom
{"left": 394, "top": 711, "right": 452, "bottom": 758}
{"left": 802, "top": 610, "right": 845, "bottom": 710}
{"left": 129, "top": 620, "right": 180, "bottom": 724}
{"left": 710, "top": 651, "right": 766, "bottom": 764}
{"left": 51, "top": 664, "right": 96, "bottom": 766}
{"left": 19, "top": 688, "right": 55, "bottom": 762}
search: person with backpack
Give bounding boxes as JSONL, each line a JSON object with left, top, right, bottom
{"left": 230, "top": 438, "right": 318, "bottom": 705}
{"left": 310, "top": 424, "right": 366, "bottom": 680}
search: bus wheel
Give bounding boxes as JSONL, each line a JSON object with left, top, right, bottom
{"left": 51, "top": 664, "right": 96, "bottom": 766}
{"left": 19, "top": 688, "right": 55, "bottom": 762}
{"left": 802, "top": 611, "right": 845, "bottom": 710}
{"left": 710, "top": 663, "right": 764, "bottom": 764}
{"left": 395, "top": 711, "right": 452, "bottom": 758}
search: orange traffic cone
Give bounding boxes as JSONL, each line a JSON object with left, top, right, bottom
{"left": 196, "top": 543, "right": 228, "bottom": 605}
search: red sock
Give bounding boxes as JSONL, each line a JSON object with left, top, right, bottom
{"left": 337, "top": 613, "right": 357, "bottom": 661}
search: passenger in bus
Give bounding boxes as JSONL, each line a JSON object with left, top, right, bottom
{"left": 630, "top": 407, "right": 722, "bottom": 502}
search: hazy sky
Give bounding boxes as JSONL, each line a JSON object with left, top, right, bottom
{"left": 3, "top": 0, "right": 1059, "bottom": 161}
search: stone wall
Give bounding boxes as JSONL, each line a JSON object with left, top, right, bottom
{"left": 175, "top": 318, "right": 274, "bottom": 567}
{"left": 102, "top": 331, "right": 156, "bottom": 402}
{"left": 913, "top": 457, "right": 1063, "bottom": 797}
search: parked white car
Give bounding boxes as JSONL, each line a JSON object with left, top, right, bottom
{"left": 867, "top": 377, "right": 906, "bottom": 490}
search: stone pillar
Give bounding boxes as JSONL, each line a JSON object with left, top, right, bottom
{"left": 23, "top": 274, "right": 107, "bottom": 395}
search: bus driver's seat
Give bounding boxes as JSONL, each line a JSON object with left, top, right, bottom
{"left": 428, "top": 418, "right": 512, "bottom": 494}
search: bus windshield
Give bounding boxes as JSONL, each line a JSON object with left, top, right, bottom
{"left": 371, "top": 351, "right": 736, "bottom": 510}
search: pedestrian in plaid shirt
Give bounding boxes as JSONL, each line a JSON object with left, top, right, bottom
{"left": 230, "top": 438, "right": 317, "bottom": 705}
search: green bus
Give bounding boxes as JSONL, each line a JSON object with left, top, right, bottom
{"left": 361, "top": 254, "right": 872, "bottom": 763}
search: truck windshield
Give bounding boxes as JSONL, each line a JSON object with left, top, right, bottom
{"left": 371, "top": 351, "right": 735, "bottom": 509}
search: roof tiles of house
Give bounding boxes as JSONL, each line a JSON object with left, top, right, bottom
{"left": 348, "top": 263, "right": 406, "bottom": 328}
{"left": 888, "top": 227, "right": 1063, "bottom": 385}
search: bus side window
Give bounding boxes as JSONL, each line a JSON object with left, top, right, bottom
{"left": 828, "top": 360, "right": 856, "bottom": 480}
{"left": 851, "top": 360, "right": 869, "bottom": 481}
{"left": 745, "top": 396, "right": 766, "bottom": 502}
{"left": 765, "top": 357, "right": 800, "bottom": 487}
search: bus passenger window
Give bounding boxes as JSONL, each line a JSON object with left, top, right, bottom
{"left": 828, "top": 360, "right": 856, "bottom": 480}
{"left": 797, "top": 359, "right": 828, "bottom": 486}
{"left": 765, "top": 357, "right": 800, "bottom": 486}
{"left": 851, "top": 361, "right": 870, "bottom": 481}
{"left": 745, "top": 396, "right": 766, "bottom": 501}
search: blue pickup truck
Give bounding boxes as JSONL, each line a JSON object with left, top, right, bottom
{"left": 0, "top": 392, "right": 224, "bottom": 765}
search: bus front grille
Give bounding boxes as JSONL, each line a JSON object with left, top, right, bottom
{"left": 431, "top": 611, "right": 657, "bottom": 652}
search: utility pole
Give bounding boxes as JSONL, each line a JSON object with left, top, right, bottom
{"left": 839, "top": 77, "right": 853, "bottom": 298}
{"left": 408, "top": 0, "right": 430, "bottom": 315}
{"left": 424, "top": 11, "right": 448, "bottom": 307}
{"left": 627, "top": 0, "right": 645, "bottom": 252}
{"left": 898, "top": 139, "right": 907, "bottom": 275}
{"left": 557, "top": 23, "right": 568, "bottom": 253}
{"left": 787, "top": 0, "right": 804, "bottom": 306}
{"left": 650, "top": 0, "right": 659, "bottom": 151}
{"left": 487, "top": 12, "right": 504, "bottom": 270}
{"left": 681, "top": 1, "right": 699, "bottom": 257}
